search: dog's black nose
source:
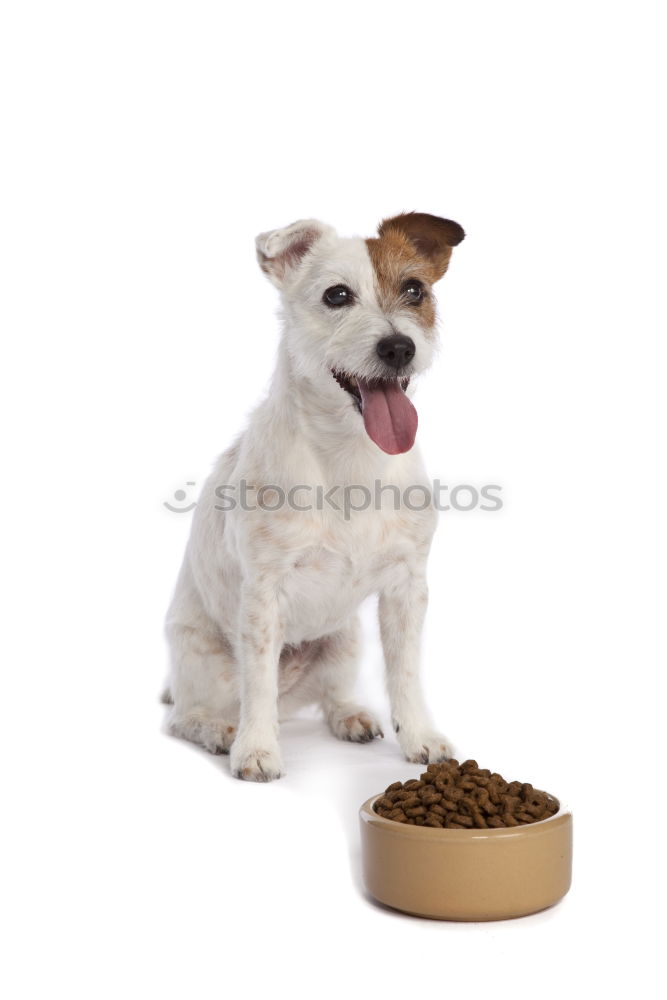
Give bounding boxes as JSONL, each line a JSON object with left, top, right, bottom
{"left": 376, "top": 333, "right": 415, "bottom": 370}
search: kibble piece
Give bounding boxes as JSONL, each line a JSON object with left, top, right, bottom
{"left": 405, "top": 805, "right": 427, "bottom": 818}
{"left": 422, "top": 790, "right": 442, "bottom": 806}
{"left": 388, "top": 808, "right": 408, "bottom": 822}
{"left": 451, "top": 813, "right": 474, "bottom": 828}
{"left": 395, "top": 789, "right": 414, "bottom": 802}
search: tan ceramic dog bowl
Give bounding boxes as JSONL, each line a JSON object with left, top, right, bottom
{"left": 360, "top": 794, "right": 572, "bottom": 920}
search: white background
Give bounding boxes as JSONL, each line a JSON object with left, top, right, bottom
{"left": 2, "top": 2, "right": 666, "bottom": 997}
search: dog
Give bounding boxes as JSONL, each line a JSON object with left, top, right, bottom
{"left": 163, "top": 212, "right": 465, "bottom": 781}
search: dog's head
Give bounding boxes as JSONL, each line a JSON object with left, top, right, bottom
{"left": 256, "top": 213, "right": 464, "bottom": 455}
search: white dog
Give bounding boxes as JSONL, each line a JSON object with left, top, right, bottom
{"left": 164, "top": 212, "right": 464, "bottom": 781}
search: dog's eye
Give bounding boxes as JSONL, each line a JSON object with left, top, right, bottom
{"left": 323, "top": 285, "right": 354, "bottom": 308}
{"left": 403, "top": 280, "right": 424, "bottom": 303}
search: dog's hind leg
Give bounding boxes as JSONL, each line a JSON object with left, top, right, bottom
{"left": 165, "top": 559, "right": 240, "bottom": 754}
{"left": 166, "top": 620, "right": 240, "bottom": 755}
{"left": 165, "top": 618, "right": 240, "bottom": 754}
{"left": 314, "top": 618, "right": 384, "bottom": 743}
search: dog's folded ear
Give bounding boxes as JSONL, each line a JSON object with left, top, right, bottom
{"left": 378, "top": 213, "right": 465, "bottom": 280}
{"left": 256, "top": 219, "right": 336, "bottom": 288}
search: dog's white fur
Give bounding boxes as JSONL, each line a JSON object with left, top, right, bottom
{"left": 164, "top": 218, "right": 453, "bottom": 780}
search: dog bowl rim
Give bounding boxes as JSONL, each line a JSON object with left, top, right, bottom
{"left": 360, "top": 793, "right": 571, "bottom": 841}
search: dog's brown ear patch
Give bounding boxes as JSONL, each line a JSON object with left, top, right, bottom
{"left": 378, "top": 213, "right": 465, "bottom": 280}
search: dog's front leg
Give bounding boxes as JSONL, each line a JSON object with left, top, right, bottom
{"left": 379, "top": 564, "right": 452, "bottom": 764}
{"left": 230, "top": 580, "right": 284, "bottom": 782}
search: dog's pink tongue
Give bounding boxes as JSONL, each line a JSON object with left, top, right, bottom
{"left": 357, "top": 378, "right": 418, "bottom": 455}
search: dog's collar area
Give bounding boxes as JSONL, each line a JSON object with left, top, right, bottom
{"left": 331, "top": 370, "right": 410, "bottom": 414}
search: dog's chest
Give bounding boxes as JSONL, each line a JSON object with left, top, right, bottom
{"left": 278, "top": 511, "right": 420, "bottom": 642}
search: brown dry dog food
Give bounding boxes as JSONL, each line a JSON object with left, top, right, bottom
{"left": 373, "top": 759, "right": 559, "bottom": 828}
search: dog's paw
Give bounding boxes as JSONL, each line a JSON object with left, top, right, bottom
{"left": 399, "top": 731, "right": 453, "bottom": 765}
{"left": 168, "top": 713, "right": 238, "bottom": 755}
{"left": 328, "top": 707, "right": 384, "bottom": 744}
{"left": 230, "top": 742, "right": 283, "bottom": 782}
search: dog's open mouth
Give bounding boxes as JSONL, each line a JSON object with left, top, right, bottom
{"left": 332, "top": 371, "right": 418, "bottom": 456}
